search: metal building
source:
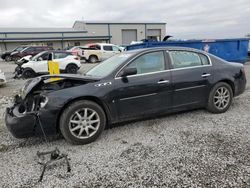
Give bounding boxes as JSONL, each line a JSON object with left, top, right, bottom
{"left": 73, "top": 21, "right": 166, "bottom": 45}
{"left": 0, "top": 21, "right": 166, "bottom": 52}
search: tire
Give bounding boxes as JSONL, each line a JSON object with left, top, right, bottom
{"left": 207, "top": 82, "right": 233, "bottom": 113}
{"left": 13, "top": 56, "right": 20, "bottom": 62}
{"left": 66, "top": 64, "right": 78, "bottom": 74}
{"left": 59, "top": 100, "right": 106, "bottom": 145}
{"left": 88, "top": 55, "right": 98, "bottom": 63}
{"left": 5, "top": 55, "right": 11, "bottom": 62}
{"left": 22, "top": 69, "right": 36, "bottom": 79}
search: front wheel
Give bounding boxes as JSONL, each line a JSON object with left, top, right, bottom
{"left": 22, "top": 69, "right": 36, "bottom": 79}
{"left": 59, "top": 100, "right": 106, "bottom": 145}
{"left": 5, "top": 55, "right": 11, "bottom": 62}
{"left": 207, "top": 82, "right": 233, "bottom": 113}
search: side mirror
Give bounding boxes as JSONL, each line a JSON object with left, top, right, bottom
{"left": 120, "top": 67, "right": 137, "bottom": 77}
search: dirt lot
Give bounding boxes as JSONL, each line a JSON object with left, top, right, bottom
{"left": 0, "top": 60, "right": 249, "bottom": 187}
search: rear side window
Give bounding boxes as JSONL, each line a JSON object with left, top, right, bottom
{"left": 103, "top": 46, "right": 113, "bottom": 51}
{"left": 199, "top": 54, "right": 210, "bottom": 65}
{"left": 169, "top": 51, "right": 202, "bottom": 69}
{"left": 126, "top": 51, "right": 165, "bottom": 74}
{"left": 54, "top": 52, "right": 69, "bottom": 59}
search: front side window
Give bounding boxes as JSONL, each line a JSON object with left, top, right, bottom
{"left": 126, "top": 51, "right": 165, "bottom": 75}
{"left": 103, "top": 46, "right": 113, "bottom": 51}
{"left": 169, "top": 51, "right": 207, "bottom": 69}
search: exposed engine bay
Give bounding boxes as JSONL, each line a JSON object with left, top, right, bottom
{"left": 10, "top": 76, "right": 97, "bottom": 117}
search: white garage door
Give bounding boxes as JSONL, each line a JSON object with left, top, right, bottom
{"left": 147, "top": 29, "right": 161, "bottom": 36}
{"left": 122, "top": 30, "right": 137, "bottom": 45}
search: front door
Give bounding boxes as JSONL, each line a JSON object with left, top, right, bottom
{"left": 114, "top": 51, "right": 172, "bottom": 120}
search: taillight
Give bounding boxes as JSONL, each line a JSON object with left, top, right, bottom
{"left": 74, "top": 57, "right": 79, "bottom": 60}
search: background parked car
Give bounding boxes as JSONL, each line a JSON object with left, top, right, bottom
{"left": 80, "top": 43, "right": 122, "bottom": 63}
{"left": 10, "top": 46, "right": 53, "bottom": 62}
{"left": 19, "top": 50, "right": 81, "bottom": 78}
{"left": 1, "top": 46, "right": 28, "bottom": 61}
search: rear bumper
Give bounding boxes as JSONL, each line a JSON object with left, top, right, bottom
{"left": 234, "top": 78, "right": 246, "bottom": 96}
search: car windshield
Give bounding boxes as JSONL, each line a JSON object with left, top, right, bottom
{"left": 12, "top": 46, "right": 25, "bottom": 52}
{"left": 85, "top": 53, "right": 133, "bottom": 77}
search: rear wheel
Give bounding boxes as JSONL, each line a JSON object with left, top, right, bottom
{"left": 59, "top": 100, "right": 106, "bottom": 145}
{"left": 88, "top": 55, "right": 98, "bottom": 63}
{"left": 66, "top": 64, "right": 78, "bottom": 74}
{"left": 207, "top": 82, "right": 233, "bottom": 113}
{"left": 22, "top": 69, "right": 36, "bottom": 79}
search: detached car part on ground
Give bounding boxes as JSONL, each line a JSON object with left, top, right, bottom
{"left": 5, "top": 47, "right": 246, "bottom": 145}
{"left": 14, "top": 51, "right": 81, "bottom": 78}
{"left": 0, "top": 69, "right": 6, "bottom": 86}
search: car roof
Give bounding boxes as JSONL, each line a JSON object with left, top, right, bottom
{"left": 42, "top": 50, "right": 72, "bottom": 53}
{"left": 127, "top": 46, "right": 208, "bottom": 54}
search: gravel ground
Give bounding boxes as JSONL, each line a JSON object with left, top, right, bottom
{"left": 0, "top": 60, "right": 249, "bottom": 187}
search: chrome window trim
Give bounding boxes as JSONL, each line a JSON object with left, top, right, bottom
{"left": 115, "top": 49, "right": 212, "bottom": 80}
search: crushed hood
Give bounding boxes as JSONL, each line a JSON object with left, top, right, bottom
{"left": 20, "top": 74, "right": 100, "bottom": 99}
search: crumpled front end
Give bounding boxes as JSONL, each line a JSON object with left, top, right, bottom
{"left": 5, "top": 106, "right": 37, "bottom": 138}
{"left": 5, "top": 75, "right": 99, "bottom": 138}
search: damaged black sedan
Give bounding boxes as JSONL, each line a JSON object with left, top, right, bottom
{"left": 5, "top": 47, "right": 246, "bottom": 145}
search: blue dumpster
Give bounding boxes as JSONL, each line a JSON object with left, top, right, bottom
{"left": 126, "top": 38, "right": 249, "bottom": 63}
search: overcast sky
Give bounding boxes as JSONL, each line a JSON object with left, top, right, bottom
{"left": 0, "top": 0, "right": 249, "bottom": 39}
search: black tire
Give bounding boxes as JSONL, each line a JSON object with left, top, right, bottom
{"left": 13, "top": 56, "right": 20, "bottom": 62}
{"left": 66, "top": 64, "right": 78, "bottom": 74}
{"left": 5, "top": 55, "right": 11, "bottom": 62}
{"left": 207, "top": 82, "right": 233, "bottom": 113}
{"left": 59, "top": 100, "right": 106, "bottom": 145}
{"left": 88, "top": 55, "right": 98, "bottom": 63}
{"left": 22, "top": 69, "right": 36, "bottom": 79}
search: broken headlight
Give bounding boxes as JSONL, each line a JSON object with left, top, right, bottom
{"left": 40, "top": 95, "right": 49, "bottom": 108}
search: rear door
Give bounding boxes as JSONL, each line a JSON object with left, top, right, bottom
{"left": 168, "top": 50, "right": 213, "bottom": 108}
{"left": 114, "top": 50, "right": 172, "bottom": 119}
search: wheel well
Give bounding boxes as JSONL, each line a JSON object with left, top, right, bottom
{"left": 89, "top": 55, "right": 98, "bottom": 60}
{"left": 56, "top": 96, "right": 110, "bottom": 132}
{"left": 23, "top": 67, "right": 35, "bottom": 73}
{"left": 217, "top": 79, "right": 235, "bottom": 95}
{"left": 66, "top": 63, "right": 78, "bottom": 69}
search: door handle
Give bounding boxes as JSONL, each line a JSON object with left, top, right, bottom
{"left": 157, "top": 80, "right": 169, "bottom": 84}
{"left": 202, "top": 73, "right": 211, "bottom": 78}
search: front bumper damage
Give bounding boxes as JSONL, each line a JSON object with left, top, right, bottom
{"left": 5, "top": 107, "right": 37, "bottom": 138}
{"left": 5, "top": 74, "right": 99, "bottom": 139}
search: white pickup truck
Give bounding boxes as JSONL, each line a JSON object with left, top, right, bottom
{"left": 79, "top": 43, "right": 123, "bottom": 63}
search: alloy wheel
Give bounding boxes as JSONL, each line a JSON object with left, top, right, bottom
{"left": 69, "top": 108, "right": 100, "bottom": 139}
{"left": 213, "top": 86, "right": 230, "bottom": 110}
